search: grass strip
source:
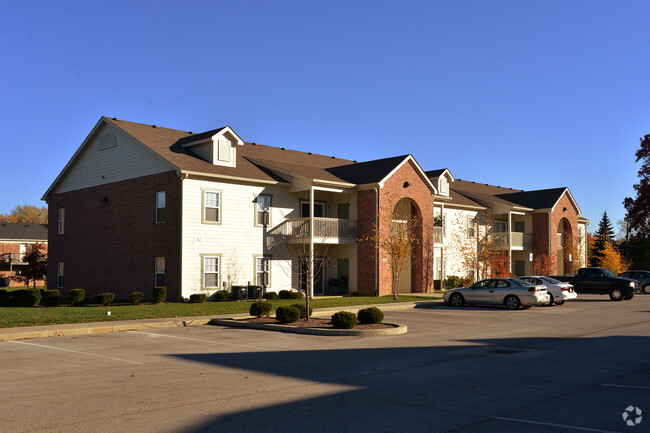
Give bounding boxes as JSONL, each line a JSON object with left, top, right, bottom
{"left": 0, "top": 295, "right": 440, "bottom": 328}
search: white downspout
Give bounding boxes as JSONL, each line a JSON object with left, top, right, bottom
{"left": 508, "top": 211, "right": 513, "bottom": 274}
{"left": 309, "top": 186, "right": 314, "bottom": 299}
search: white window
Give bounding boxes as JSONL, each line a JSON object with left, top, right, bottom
{"left": 57, "top": 208, "right": 65, "bottom": 234}
{"left": 300, "top": 201, "right": 325, "bottom": 218}
{"left": 256, "top": 195, "right": 271, "bottom": 226}
{"left": 57, "top": 262, "right": 64, "bottom": 289}
{"left": 443, "top": 213, "right": 448, "bottom": 237}
{"left": 467, "top": 260, "right": 475, "bottom": 280}
{"left": 467, "top": 216, "right": 476, "bottom": 238}
{"left": 155, "top": 257, "right": 165, "bottom": 287}
{"left": 493, "top": 221, "right": 508, "bottom": 233}
{"left": 256, "top": 257, "right": 270, "bottom": 286}
{"left": 203, "top": 256, "right": 220, "bottom": 288}
{"left": 156, "top": 191, "right": 166, "bottom": 223}
{"left": 203, "top": 191, "right": 220, "bottom": 223}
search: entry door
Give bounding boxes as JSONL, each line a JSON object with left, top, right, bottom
{"left": 514, "top": 260, "right": 526, "bottom": 277}
{"left": 337, "top": 258, "right": 349, "bottom": 295}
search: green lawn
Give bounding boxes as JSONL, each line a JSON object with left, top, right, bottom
{"left": 0, "top": 295, "right": 440, "bottom": 328}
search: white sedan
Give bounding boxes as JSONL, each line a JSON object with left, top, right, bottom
{"left": 519, "top": 276, "right": 577, "bottom": 305}
{"left": 443, "top": 278, "right": 550, "bottom": 310}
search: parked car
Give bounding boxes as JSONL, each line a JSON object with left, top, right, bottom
{"left": 552, "top": 267, "right": 636, "bottom": 301}
{"left": 443, "top": 278, "right": 549, "bottom": 310}
{"left": 618, "top": 270, "right": 650, "bottom": 294}
{"left": 519, "top": 276, "right": 577, "bottom": 305}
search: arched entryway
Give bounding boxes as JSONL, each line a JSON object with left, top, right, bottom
{"left": 391, "top": 198, "right": 423, "bottom": 293}
{"left": 556, "top": 218, "right": 574, "bottom": 275}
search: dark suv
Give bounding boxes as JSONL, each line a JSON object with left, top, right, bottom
{"left": 618, "top": 270, "right": 650, "bottom": 294}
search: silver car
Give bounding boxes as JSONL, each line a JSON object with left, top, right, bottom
{"left": 519, "top": 276, "right": 577, "bottom": 305}
{"left": 618, "top": 270, "right": 650, "bottom": 294}
{"left": 444, "top": 278, "right": 549, "bottom": 310}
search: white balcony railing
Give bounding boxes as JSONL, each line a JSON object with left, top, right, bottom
{"left": 278, "top": 217, "right": 357, "bottom": 243}
{"left": 490, "top": 232, "right": 533, "bottom": 250}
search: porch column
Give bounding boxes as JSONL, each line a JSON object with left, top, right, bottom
{"left": 508, "top": 211, "right": 513, "bottom": 273}
{"left": 309, "top": 186, "right": 314, "bottom": 298}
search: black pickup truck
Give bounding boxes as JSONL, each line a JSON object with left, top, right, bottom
{"left": 552, "top": 267, "right": 637, "bottom": 301}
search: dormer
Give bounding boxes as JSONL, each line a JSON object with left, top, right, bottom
{"left": 426, "top": 168, "right": 455, "bottom": 197}
{"left": 178, "top": 126, "right": 244, "bottom": 167}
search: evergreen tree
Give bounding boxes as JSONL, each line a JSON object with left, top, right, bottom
{"left": 590, "top": 211, "right": 615, "bottom": 267}
{"left": 624, "top": 134, "right": 650, "bottom": 237}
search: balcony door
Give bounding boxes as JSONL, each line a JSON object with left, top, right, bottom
{"left": 301, "top": 201, "right": 325, "bottom": 218}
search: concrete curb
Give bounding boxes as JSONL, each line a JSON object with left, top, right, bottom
{"left": 0, "top": 300, "right": 440, "bottom": 341}
{"left": 209, "top": 318, "right": 408, "bottom": 336}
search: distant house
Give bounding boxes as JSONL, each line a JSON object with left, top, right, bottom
{"left": 42, "top": 117, "right": 589, "bottom": 300}
{"left": 0, "top": 223, "right": 48, "bottom": 286}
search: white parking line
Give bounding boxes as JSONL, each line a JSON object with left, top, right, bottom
{"left": 490, "top": 417, "right": 621, "bottom": 432}
{"left": 126, "top": 330, "right": 270, "bottom": 351}
{"left": 602, "top": 383, "right": 650, "bottom": 390}
{"left": 7, "top": 341, "right": 143, "bottom": 365}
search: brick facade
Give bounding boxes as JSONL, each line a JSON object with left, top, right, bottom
{"left": 357, "top": 161, "right": 434, "bottom": 296}
{"left": 47, "top": 171, "right": 182, "bottom": 300}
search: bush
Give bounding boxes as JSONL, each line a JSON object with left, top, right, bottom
{"left": 0, "top": 289, "right": 9, "bottom": 307}
{"left": 130, "top": 292, "right": 144, "bottom": 305}
{"left": 443, "top": 276, "right": 473, "bottom": 290}
{"left": 278, "top": 290, "right": 303, "bottom": 300}
{"left": 275, "top": 306, "right": 301, "bottom": 323}
{"left": 331, "top": 311, "right": 357, "bottom": 329}
{"left": 43, "top": 290, "right": 61, "bottom": 307}
{"left": 263, "top": 291, "right": 278, "bottom": 300}
{"left": 153, "top": 286, "right": 166, "bottom": 303}
{"left": 70, "top": 289, "right": 85, "bottom": 306}
{"left": 189, "top": 293, "right": 207, "bottom": 303}
{"left": 357, "top": 307, "right": 384, "bottom": 324}
{"left": 290, "top": 302, "right": 313, "bottom": 319}
{"left": 213, "top": 291, "right": 228, "bottom": 302}
{"left": 250, "top": 301, "right": 273, "bottom": 317}
{"left": 94, "top": 293, "right": 115, "bottom": 306}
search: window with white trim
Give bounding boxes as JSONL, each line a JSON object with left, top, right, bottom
{"left": 57, "top": 208, "right": 65, "bottom": 234}
{"left": 467, "top": 216, "right": 476, "bottom": 238}
{"left": 155, "top": 257, "right": 165, "bottom": 287}
{"left": 156, "top": 192, "right": 166, "bottom": 223}
{"left": 256, "top": 257, "right": 270, "bottom": 286}
{"left": 57, "top": 262, "right": 64, "bottom": 288}
{"left": 204, "top": 191, "right": 220, "bottom": 223}
{"left": 256, "top": 195, "right": 271, "bottom": 226}
{"left": 203, "top": 256, "right": 220, "bottom": 288}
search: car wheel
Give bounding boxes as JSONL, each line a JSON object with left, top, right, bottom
{"left": 547, "top": 294, "right": 555, "bottom": 306}
{"left": 624, "top": 292, "right": 634, "bottom": 300}
{"left": 643, "top": 284, "right": 650, "bottom": 294}
{"left": 504, "top": 295, "right": 521, "bottom": 310}
{"left": 449, "top": 293, "right": 464, "bottom": 307}
{"left": 609, "top": 288, "right": 624, "bottom": 301}
{"left": 555, "top": 300, "right": 565, "bottom": 305}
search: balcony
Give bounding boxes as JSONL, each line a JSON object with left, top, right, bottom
{"left": 277, "top": 217, "right": 357, "bottom": 244}
{"left": 491, "top": 232, "right": 533, "bottom": 250}
{"left": 0, "top": 253, "right": 26, "bottom": 265}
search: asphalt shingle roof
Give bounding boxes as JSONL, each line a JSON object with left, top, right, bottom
{"left": 0, "top": 223, "right": 48, "bottom": 241}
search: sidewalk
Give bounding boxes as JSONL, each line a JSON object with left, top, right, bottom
{"left": 0, "top": 299, "right": 440, "bottom": 341}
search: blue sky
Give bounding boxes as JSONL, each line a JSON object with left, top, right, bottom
{"left": 1, "top": 0, "right": 648, "bottom": 232}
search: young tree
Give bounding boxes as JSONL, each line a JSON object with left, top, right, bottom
{"left": 590, "top": 211, "right": 615, "bottom": 267}
{"left": 624, "top": 134, "right": 650, "bottom": 238}
{"left": 531, "top": 252, "right": 554, "bottom": 275}
{"left": 0, "top": 205, "right": 48, "bottom": 224}
{"left": 599, "top": 238, "right": 629, "bottom": 274}
{"left": 13, "top": 242, "right": 47, "bottom": 288}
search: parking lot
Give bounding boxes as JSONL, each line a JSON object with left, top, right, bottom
{"left": 3, "top": 295, "right": 650, "bottom": 433}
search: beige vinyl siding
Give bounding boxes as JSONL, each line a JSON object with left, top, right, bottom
{"left": 53, "top": 124, "right": 173, "bottom": 194}
{"left": 180, "top": 178, "right": 295, "bottom": 298}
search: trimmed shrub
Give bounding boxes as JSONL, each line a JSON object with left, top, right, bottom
{"left": 130, "top": 292, "right": 144, "bottom": 305}
{"left": 189, "top": 293, "right": 207, "bottom": 303}
{"left": 443, "top": 276, "right": 473, "bottom": 290}
{"left": 13, "top": 289, "right": 42, "bottom": 307}
{"left": 43, "top": 290, "right": 61, "bottom": 307}
{"left": 331, "top": 311, "right": 357, "bottom": 329}
{"left": 290, "top": 302, "right": 313, "bottom": 319}
{"left": 275, "top": 306, "right": 301, "bottom": 323}
{"left": 0, "top": 289, "right": 10, "bottom": 307}
{"left": 278, "top": 290, "right": 303, "bottom": 300}
{"left": 94, "top": 293, "right": 115, "bottom": 306}
{"left": 357, "top": 307, "right": 384, "bottom": 324}
{"left": 263, "top": 291, "right": 278, "bottom": 300}
{"left": 153, "top": 286, "right": 166, "bottom": 303}
{"left": 250, "top": 301, "right": 273, "bottom": 317}
{"left": 70, "top": 289, "right": 85, "bottom": 306}
{"left": 213, "top": 291, "right": 228, "bottom": 302}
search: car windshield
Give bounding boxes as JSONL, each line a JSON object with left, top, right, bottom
{"left": 509, "top": 278, "right": 533, "bottom": 287}
{"left": 601, "top": 269, "right": 616, "bottom": 278}
{"left": 540, "top": 276, "right": 562, "bottom": 284}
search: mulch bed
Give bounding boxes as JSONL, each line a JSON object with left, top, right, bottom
{"left": 244, "top": 316, "right": 392, "bottom": 330}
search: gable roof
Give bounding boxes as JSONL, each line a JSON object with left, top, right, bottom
{"left": 496, "top": 188, "right": 569, "bottom": 210}
{"left": 0, "top": 223, "right": 48, "bottom": 241}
